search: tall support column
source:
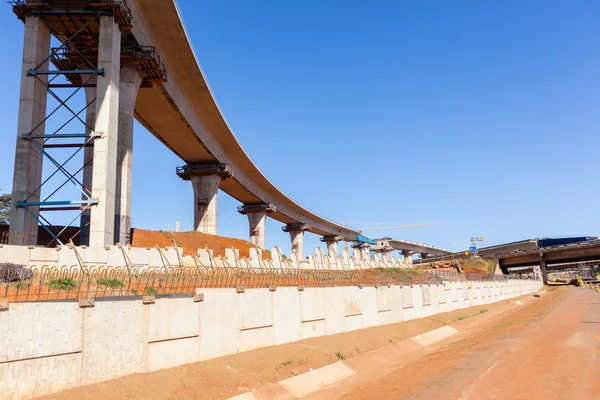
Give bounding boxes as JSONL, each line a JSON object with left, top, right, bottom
{"left": 177, "top": 163, "right": 232, "bottom": 235}
{"left": 114, "top": 63, "right": 142, "bottom": 245}
{"left": 283, "top": 223, "right": 311, "bottom": 259}
{"left": 402, "top": 250, "right": 413, "bottom": 265}
{"left": 79, "top": 76, "right": 98, "bottom": 246}
{"left": 9, "top": 16, "right": 51, "bottom": 245}
{"left": 89, "top": 16, "right": 121, "bottom": 247}
{"left": 321, "top": 235, "right": 343, "bottom": 256}
{"left": 237, "top": 203, "right": 276, "bottom": 249}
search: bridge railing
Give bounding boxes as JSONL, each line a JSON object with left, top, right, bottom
{"left": 1, "top": 264, "right": 452, "bottom": 303}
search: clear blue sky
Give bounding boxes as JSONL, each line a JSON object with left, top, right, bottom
{"left": 0, "top": 0, "right": 598, "bottom": 255}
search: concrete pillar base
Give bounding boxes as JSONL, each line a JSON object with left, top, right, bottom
{"left": 177, "top": 163, "right": 232, "bottom": 235}
{"left": 282, "top": 223, "right": 311, "bottom": 260}
{"left": 352, "top": 242, "right": 371, "bottom": 261}
{"left": 320, "top": 235, "right": 343, "bottom": 256}
{"left": 402, "top": 250, "right": 414, "bottom": 265}
{"left": 238, "top": 203, "right": 276, "bottom": 249}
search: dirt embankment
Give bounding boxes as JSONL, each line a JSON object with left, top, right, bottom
{"left": 418, "top": 257, "right": 498, "bottom": 275}
{"left": 130, "top": 229, "right": 271, "bottom": 259}
{"left": 460, "top": 257, "right": 498, "bottom": 274}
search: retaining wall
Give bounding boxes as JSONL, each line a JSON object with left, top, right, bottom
{"left": 0, "top": 243, "right": 415, "bottom": 271}
{"left": 0, "top": 280, "right": 542, "bottom": 399}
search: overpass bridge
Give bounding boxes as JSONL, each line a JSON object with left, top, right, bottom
{"left": 7, "top": 0, "right": 446, "bottom": 258}
{"left": 371, "top": 237, "right": 452, "bottom": 263}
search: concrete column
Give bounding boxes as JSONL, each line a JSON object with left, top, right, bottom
{"left": 79, "top": 76, "right": 98, "bottom": 246}
{"left": 321, "top": 235, "right": 344, "bottom": 256}
{"left": 320, "top": 235, "right": 343, "bottom": 256}
{"left": 89, "top": 16, "right": 121, "bottom": 247}
{"left": 9, "top": 16, "right": 51, "bottom": 245}
{"left": 532, "top": 265, "right": 542, "bottom": 281}
{"left": 540, "top": 259, "right": 548, "bottom": 285}
{"left": 402, "top": 250, "right": 413, "bottom": 265}
{"left": 282, "top": 223, "right": 311, "bottom": 259}
{"left": 114, "top": 63, "right": 142, "bottom": 245}
{"left": 237, "top": 203, "right": 276, "bottom": 249}
{"left": 352, "top": 242, "right": 371, "bottom": 260}
{"left": 177, "top": 163, "right": 232, "bottom": 235}
{"left": 190, "top": 175, "right": 220, "bottom": 234}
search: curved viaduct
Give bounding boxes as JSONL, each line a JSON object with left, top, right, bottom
{"left": 9, "top": 0, "right": 450, "bottom": 260}
{"left": 127, "top": 0, "right": 358, "bottom": 245}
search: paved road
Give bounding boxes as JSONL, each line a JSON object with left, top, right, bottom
{"left": 305, "top": 286, "right": 599, "bottom": 400}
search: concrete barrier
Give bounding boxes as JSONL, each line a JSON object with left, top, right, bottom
{"left": 0, "top": 279, "right": 543, "bottom": 399}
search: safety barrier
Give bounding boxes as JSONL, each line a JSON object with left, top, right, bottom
{"left": 0, "top": 265, "right": 465, "bottom": 303}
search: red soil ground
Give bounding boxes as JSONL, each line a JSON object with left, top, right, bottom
{"left": 130, "top": 228, "right": 271, "bottom": 259}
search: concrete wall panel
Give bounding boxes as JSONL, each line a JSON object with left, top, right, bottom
{"left": 0, "top": 302, "right": 82, "bottom": 362}
{"left": 148, "top": 297, "right": 199, "bottom": 342}
{"left": 361, "top": 287, "right": 378, "bottom": 328}
{"left": 239, "top": 326, "right": 275, "bottom": 352}
{"left": 301, "top": 319, "right": 326, "bottom": 339}
{"left": 239, "top": 289, "right": 273, "bottom": 330}
{"left": 81, "top": 301, "right": 146, "bottom": 385}
{"left": 273, "top": 287, "right": 301, "bottom": 344}
{"left": 402, "top": 286, "right": 413, "bottom": 308}
{"left": 300, "top": 288, "right": 326, "bottom": 322}
{"left": 0, "top": 352, "right": 82, "bottom": 400}
{"left": 147, "top": 336, "right": 200, "bottom": 371}
{"left": 343, "top": 286, "right": 363, "bottom": 317}
{"left": 344, "top": 314, "right": 364, "bottom": 332}
{"left": 199, "top": 289, "right": 240, "bottom": 361}
{"left": 324, "top": 287, "right": 345, "bottom": 335}
{"left": 421, "top": 285, "right": 431, "bottom": 306}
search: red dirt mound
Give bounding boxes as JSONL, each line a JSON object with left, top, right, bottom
{"left": 130, "top": 228, "right": 271, "bottom": 259}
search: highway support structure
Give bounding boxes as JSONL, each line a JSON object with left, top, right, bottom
{"left": 402, "top": 250, "right": 414, "bottom": 265}
{"left": 176, "top": 163, "right": 233, "bottom": 235}
{"left": 321, "top": 235, "right": 343, "bottom": 256}
{"left": 8, "top": 0, "right": 166, "bottom": 247}
{"left": 372, "top": 241, "right": 394, "bottom": 262}
{"left": 237, "top": 203, "right": 276, "bottom": 249}
{"left": 352, "top": 242, "right": 372, "bottom": 261}
{"left": 283, "top": 223, "right": 311, "bottom": 260}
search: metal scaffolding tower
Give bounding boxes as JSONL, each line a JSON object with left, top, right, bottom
{"left": 10, "top": 1, "right": 166, "bottom": 246}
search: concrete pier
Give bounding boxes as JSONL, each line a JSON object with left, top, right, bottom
{"left": 352, "top": 242, "right": 371, "bottom": 261}
{"left": 539, "top": 259, "right": 548, "bottom": 285}
{"left": 237, "top": 203, "right": 276, "bottom": 249}
{"left": 89, "top": 16, "right": 121, "bottom": 247}
{"left": 402, "top": 250, "right": 414, "bottom": 265}
{"left": 321, "top": 235, "right": 343, "bottom": 256}
{"left": 9, "top": 16, "right": 51, "bottom": 245}
{"left": 283, "top": 223, "right": 311, "bottom": 259}
{"left": 79, "top": 74, "right": 98, "bottom": 246}
{"left": 177, "top": 163, "right": 232, "bottom": 235}
{"left": 114, "top": 63, "right": 142, "bottom": 245}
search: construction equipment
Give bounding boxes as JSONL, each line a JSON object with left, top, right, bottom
{"left": 342, "top": 222, "right": 444, "bottom": 246}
